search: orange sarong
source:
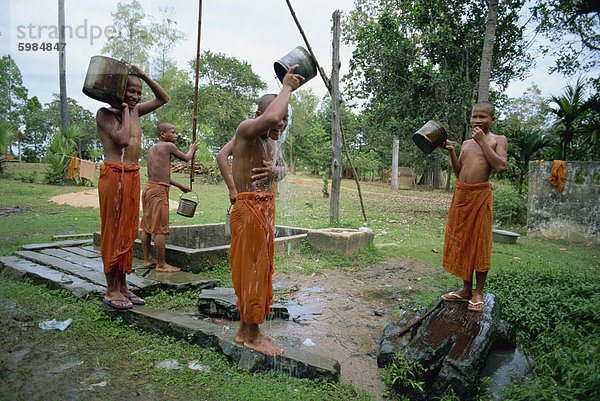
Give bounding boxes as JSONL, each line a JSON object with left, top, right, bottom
{"left": 229, "top": 192, "right": 275, "bottom": 325}
{"left": 140, "top": 181, "right": 170, "bottom": 235}
{"left": 549, "top": 160, "right": 567, "bottom": 192}
{"left": 98, "top": 161, "right": 140, "bottom": 275}
{"left": 443, "top": 181, "right": 492, "bottom": 282}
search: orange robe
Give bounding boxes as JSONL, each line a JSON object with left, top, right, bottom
{"left": 229, "top": 192, "right": 275, "bottom": 325}
{"left": 98, "top": 161, "right": 140, "bottom": 275}
{"left": 443, "top": 181, "right": 492, "bottom": 282}
{"left": 140, "top": 181, "right": 170, "bottom": 235}
{"left": 549, "top": 160, "right": 567, "bottom": 192}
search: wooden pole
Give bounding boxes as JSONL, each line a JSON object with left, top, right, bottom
{"left": 330, "top": 10, "right": 342, "bottom": 224}
{"left": 190, "top": 0, "right": 203, "bottom": 189}
{"left": 284, "top": 0, "right": 367, "bottom": 221}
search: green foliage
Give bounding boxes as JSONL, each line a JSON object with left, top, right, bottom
{"left": 380, "top": 352, "right": 425, "bottom": 396}
{"left": 486, "top": 263, "right": 600, "bottom": 400}
{"left": 0, "top": 121, "right": 16, "bottom": 154}
{"left": 0, "top": 54, "right": 28, "bottom": 126}
{"left": 492, "top": 184, "right": 527, "bottom": 225}
{"left": 43, "top": 127, "right": 84, "bottom": 184}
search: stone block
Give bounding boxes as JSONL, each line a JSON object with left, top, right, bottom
{"left": 307, "top": 228, "right": 374, "bottom": 255}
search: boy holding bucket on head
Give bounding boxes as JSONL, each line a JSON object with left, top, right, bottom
{"left": 95, "top": 64, "right": 169, "bottom": 309}
{"left": 140, "top": 122, "right": 198, "bottom": 273}
{"left": 221, "top": 65, "right": 302, "bottom": 356}
{"left": 440, "top": 101, "right": 507, "bottom": 312}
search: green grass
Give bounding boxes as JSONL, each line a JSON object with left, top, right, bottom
{"left": 2, "top": 162, "right": 600, "bottom": 400}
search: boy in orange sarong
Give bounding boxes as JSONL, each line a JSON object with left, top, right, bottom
{"left": 140, "top": 122, "right": 198, "bottom": 272}
{"left": 95, "top": 64, "right": 169, "bottom": 309}
{"left": 223, "top": 65, "right": 302, "bottom": 356}
{"left": 441, "top": 102, "right": 507, "bottom": 312}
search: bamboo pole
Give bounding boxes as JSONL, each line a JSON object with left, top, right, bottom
{"left": 284, "top": 0, "right": 367, "bottom": 221}
{"left": 190, "top": 0, "right": 203, "bottom": 189}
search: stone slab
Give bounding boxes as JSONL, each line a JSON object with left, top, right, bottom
{"left": 307, "top": 228, "right": 374, "bottom": 255}
{"left": 0, "top": 255, "right": 104, "bottom": 298}
{"left": 197, "top": 287, "right": 289, "bottom": 320}
{"left": 52, "top": 233, "right": 94, "bottom": 240}
{"left": 63, "top": 246, "right": 101, "bottom": 258}
{"left": 104, "top": 303, "right": 340, "bottom": 382}
{"left": 14, "top": 250, "right": 159, "bottom": 296}
{"left": 138, "top": 268, "right": 220, "bottom": 292}
{"left": 20, "top": 239, "right": 93, "bottom": 251}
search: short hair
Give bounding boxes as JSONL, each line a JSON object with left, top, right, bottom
{"left": 257, "top": 94, "right": 277, "bottom": 113}
{"left": 127, "top": 74, "right": 142, "bottom": 85}
{"left": 473, "top": 101, "right": 495, "bottom": 117}
{"left": 157, "top": 122, "right": 174, "bottom": 136}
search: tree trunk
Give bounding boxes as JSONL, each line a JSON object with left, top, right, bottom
{"left": 58, "top": 0, "right": 68, "bottom": 131}
{"left": 478, "top": 0, "right": 498, "bottom": 102}
{"left": 391, "top": 135, "right": 399, "bottom": 193}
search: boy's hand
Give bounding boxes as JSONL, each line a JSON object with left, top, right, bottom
{"left": 126, "top": 63, "right": 145, "bottom": 77}
{"left": 228, "top": 189, "right": 237, "bottom": 205}
{"left": 180, "top": 185, "right": 191, "bottom": 193}
{"left": 472, "top": 127, "right": 485, "bottom": 144}
{"left": 251, "top": 160, "right": 275, "bottom": 183}
{"left": 442, "top": 140, "right": 454, "bottom": 152}
{"left": 283, "top": 64, "right": 304, "bottom": 91}
{"left": 190, "top": 141, "right": 199, "bottom": 152}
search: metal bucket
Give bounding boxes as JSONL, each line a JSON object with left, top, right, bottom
{"left": 413, "top": 120, "right": 447, "bottom": 154}
{"left": 224, "top": 204, "right": 232, "bottom": 236}
{"left": 177, "top": 192, "right": 198, "bottom": 218}
{"left": 82, "top": 55, "right": 129, "bottom": 108}
{"left": 274, "top": 46, "right": 317, "bottom": 87}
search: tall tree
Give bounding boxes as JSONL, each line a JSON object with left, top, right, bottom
{"left": 0, "top": 55, "right": 28, "bottom": 127}
{"left": 549, "top": 77, "right": 588, "bottom": 159}
{"left": 478, "top": 0, "right": 499, "bottom": 102}
{"left": 22, "top": 96, "right": 48, "bottom": 161}
{"left": 101, "top": 0, "right": 153, "bottom": 69}
{"left": 288, "top": 88, "right": 320, "bottom": 174}
{"left": 150, "top": 6, "right": 186, "bottom": 79}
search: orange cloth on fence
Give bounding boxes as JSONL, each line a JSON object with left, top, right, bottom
{"left": 140, "top": 181, "right": 171, "bottom": 235}
{"left": 98, "top": 161, "right": 140, "bottom": 275}
{"left": 79, "top": 160, "right": 96, "bottom": 181}
{"left": 67, "top": 157, "right": 79, "bottom": 179}
{"left": 549, "top": 160, "right": 567, "bottom": 192}
{"left": 229, "top": 192, "right": 275, "bottom": 325}
{"left": 443, "top": 181, "right": 493, "bottom": 282}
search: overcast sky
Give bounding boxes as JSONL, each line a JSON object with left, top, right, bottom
{"left": 1, "top": 0, "right": 572, "bottom": 115}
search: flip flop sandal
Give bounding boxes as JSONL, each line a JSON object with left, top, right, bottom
{"left": 441, "top": 291, "right": 470, "bottom": 302}
{"left": 468, "top": 300, "right": 484, "bottom": 312}
{"left": 103, "top": 298, "right": 133, "bottom": 310}
{"left": 126, "top": 295, "right": 146, "bottom": 305}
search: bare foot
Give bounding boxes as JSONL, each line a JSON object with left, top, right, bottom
{"left": 243, "top": 334, "right": 284, "bottom": 356}
{"left": 235, "top": 322, "right": 274, "bottom": 344}
{"left": 441, "top": 290, "right": 471, "bottom": 302}
{"left": 143, "top": 258, "right": 157, "bottom": 267}
{"left": 155, "top": 263, "right": 181, "bottom": 272}
{"left": 120, "top": 290, "right": 146, "bottom": 305}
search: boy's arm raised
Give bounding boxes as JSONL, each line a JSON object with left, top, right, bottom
{"left": 128, "top": 64, "right": 169, "bottom": 117}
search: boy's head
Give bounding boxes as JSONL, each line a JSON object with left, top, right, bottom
{"left": 157, "top": 122, "right": 177, "bottom": 143}
{"left": 124, "top": 75, "right": 142, "bottom": 109}
{"left": 256, "top": 93, "right": 288, "bottom": 141}
{"left": 470, "top": 101, "right": 496, "bottom": 133}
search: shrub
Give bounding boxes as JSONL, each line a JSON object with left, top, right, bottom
{"left": 493, "top": 184, "right": 527, "bottom": 225}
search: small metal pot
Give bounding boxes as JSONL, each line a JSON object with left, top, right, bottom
{"left": 413, "top": 120, "right": 447, "bottom": 154}
{"left": 177, "top": 192, "right": 198, "bottom": 218}
{"left": 82, "top": 55, "right": 129, "bottom": 108}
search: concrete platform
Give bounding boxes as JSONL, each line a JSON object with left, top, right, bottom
{"left": 0, "top": 240, "right": 340, "bottom": 382}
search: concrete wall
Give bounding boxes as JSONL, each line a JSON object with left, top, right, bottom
{"left": 527, "top": 161, "right": 600, "bottom": 245}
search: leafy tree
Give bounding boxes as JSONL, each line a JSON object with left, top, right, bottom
{"left": 0, "top": 55, "right": 28, "bottom": 131}
{"left": 530, "top": 0, "right": 600, "bottom": 75}
{"left": 0, "top": 122, "right": 16, "bottom": 173}
{"left": 22, "top": 96, "right": 48, "bottom": 161}
{"left": 150, "top": 6, "right": 185, "bottom": 79}
{"left": 101, "top": 0, "right": 153, "bottom": 69}
{"left": 288, "top": 88, "right": 320, "bottom": 174}
{"left": 191, "top": 50, "right": 266, "bottom": 151}
{"left": 44, "top": 126, "right": 83, "bottom": 184}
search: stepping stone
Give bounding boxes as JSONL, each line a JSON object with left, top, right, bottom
{"left": 197, "top": 287, "right": 289, "bottom": 320}
{"left": 20, "top": 239, "right": 93, "bottom": 251}
{"left": 63, "top": 246, "right": 101, "bottom": 258}
{"left": 0, "top": 255, "right": 104, "bottom": 298}
{"left": 52, "top": 233, "right": 94, "bottom": 240}
{"left": 104, "top": 303, "right": 339, "bottom": 382}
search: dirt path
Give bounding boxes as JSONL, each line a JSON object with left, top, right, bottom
{"left": 49, "top": 189, "right": 179, "bottom": 210}
{"left": 266, "top": 256, "right": 439, "bottom": 400}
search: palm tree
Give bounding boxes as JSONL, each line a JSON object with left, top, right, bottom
{"left": 507, "top": 127, "right": 552, "bottom": 193}
{"left": 550, "top": 78, "right": 588, "bottom": 160}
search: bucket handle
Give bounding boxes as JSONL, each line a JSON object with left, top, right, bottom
{"left": 179, "top": 191, "right": 199, "bottom": 202}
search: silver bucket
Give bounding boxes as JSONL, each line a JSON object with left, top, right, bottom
{"left": 177, "top": 192, "right": 198, "bottom": 218}
{"left": 274, "top": 46, "right": 317, "bottom": 87}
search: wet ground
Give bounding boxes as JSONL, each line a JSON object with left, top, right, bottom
{"left": 216, "top": 256, "right": 439, "bottom": 400}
